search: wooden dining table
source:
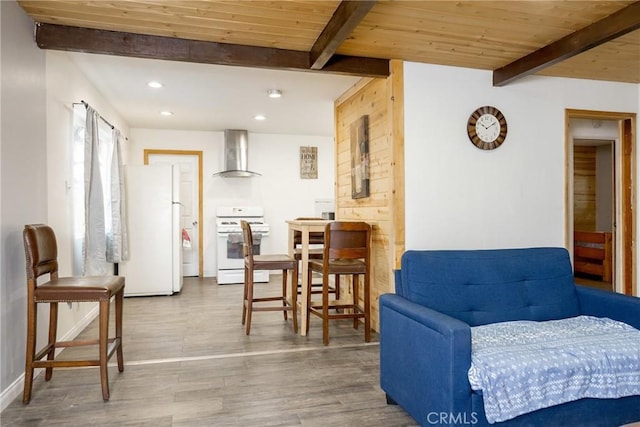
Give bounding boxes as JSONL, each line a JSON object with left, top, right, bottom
{"left": 286, "top": 218, "right": 332, "bottom": 336}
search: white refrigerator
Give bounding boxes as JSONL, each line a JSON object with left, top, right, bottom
{"left": 120, "top": 164, "right": 183, "bottom": 296}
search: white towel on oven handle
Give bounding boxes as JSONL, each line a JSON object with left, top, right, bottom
{"left": 182, "top": 228, "right": 192, "bottom": 249}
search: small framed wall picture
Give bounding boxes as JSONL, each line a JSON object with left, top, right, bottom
{"left": 300, "top": 146, "right": 318, "bottom": 179}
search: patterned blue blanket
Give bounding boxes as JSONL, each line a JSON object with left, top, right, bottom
{"left": 468, "top": 316, "right": 640, "bottom": 423}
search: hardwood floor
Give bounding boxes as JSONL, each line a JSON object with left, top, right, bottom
{"left": 1, "top": 277, "right": 416, "bottom": 426}
{"left": 574, "top": 275, "right": 613, "bottom": 292}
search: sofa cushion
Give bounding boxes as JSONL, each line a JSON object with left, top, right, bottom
{"left": 398, "top": 248, "right": 580, "bottom": 326}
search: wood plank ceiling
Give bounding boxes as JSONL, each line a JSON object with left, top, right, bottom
{"left": 17, "top": 1, "right": 640, "bottom": 85}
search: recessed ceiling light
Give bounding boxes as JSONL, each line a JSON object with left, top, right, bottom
{"left": 147, "top": 81, "right": 163, "bottom": 88}
{"left": 254, "top": 114, "right": 266, "bottom": 121}
{"left": 267, "top": 89, "right": 282, "bottom": 99}
{"left": 160, "top": 111, "right": 173, "bottom": 116}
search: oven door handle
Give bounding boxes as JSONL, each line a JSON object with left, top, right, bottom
{"left": 217, "top": 231, "right": 269, "bottom": 235}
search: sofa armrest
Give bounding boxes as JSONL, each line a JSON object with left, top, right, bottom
{"left": 379, "top": 294, "right": 473, "bottom": 424}
{"left": 576, "top": 286, "right": 640, "bottom": 329}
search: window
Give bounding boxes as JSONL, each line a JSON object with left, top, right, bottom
{"left": 71, "top": 104, "right": 115, "bottom": 275}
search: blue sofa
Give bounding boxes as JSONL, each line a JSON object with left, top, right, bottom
{"left": 380, "top": 248, "right": 640, "bottom": 426}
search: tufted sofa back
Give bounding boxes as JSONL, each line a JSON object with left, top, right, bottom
{"left": 395, "top": 247, "right": 580, "bottom": 326}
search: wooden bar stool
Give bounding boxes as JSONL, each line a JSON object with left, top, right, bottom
{"left": 22, "top": 224, "right": 125, "bottom": 403}
{"left": 241, "top": 221, "right": 298, "bottom": 335}
{"left": 306, "top": 221, "right": 371, "bottom": 345}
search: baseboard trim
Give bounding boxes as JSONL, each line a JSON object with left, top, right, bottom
{"left": 0, "top": 305, "right": 99, "bottom": 412}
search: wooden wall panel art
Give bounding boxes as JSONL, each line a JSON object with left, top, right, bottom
{"left": 351, "top": 115, "right": 370, "bottom": 198}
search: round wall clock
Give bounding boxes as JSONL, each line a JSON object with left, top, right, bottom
{"left": 467, "top": 106, "right": 508, "bottom": 150}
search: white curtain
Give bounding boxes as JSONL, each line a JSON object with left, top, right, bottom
{"left": 107, "top": 129, "right": 129, "bottom": 262}
{"left": 83, "top": 106, "right": 108, "bottom": 275}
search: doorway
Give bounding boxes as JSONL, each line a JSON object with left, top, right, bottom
{"left": 565, "top": 110, "right": 636, "bottom": 296}
{"left": 572, "top": 139, "right": 614, "bottom": 291}
{"left": 144, "top": 149, "right": 204, "bottom": 277}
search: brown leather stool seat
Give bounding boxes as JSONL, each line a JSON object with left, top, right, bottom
{"left": 22, "top": 224, "right": 125, "bottom": 403}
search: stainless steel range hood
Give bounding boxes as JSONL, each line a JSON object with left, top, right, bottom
{"left": 212, "top": 129, "right": 262, "bottom": 178}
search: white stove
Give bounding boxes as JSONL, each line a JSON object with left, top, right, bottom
{"left": 216, "top": 206, "right": 270, "bottom": 284}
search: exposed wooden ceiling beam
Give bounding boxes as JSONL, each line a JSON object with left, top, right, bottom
{"left": 493, "top": 1, "right": 640, "bottom": 87}
{"left": 310, "top": 0, "right": 376, "bottom": 70}
{"left": 35, "top": 23, "right": 389, "bottom": 78}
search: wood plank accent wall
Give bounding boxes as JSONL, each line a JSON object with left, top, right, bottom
{"left": 574, "top": 146, "right": 597, "bottom": 232}
{"left": 333, "top": 60, "right": 405, "bottom": 332}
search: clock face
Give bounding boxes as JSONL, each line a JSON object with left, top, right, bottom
{"left": 475, "top": 114, "right": 501, "bottom": 143}
{"left": 467, "top": 106, "right": 508, "bottom": 150}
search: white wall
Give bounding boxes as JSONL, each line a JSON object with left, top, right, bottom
{"left": 1, "top": 0, "right": 47, "bottom": 409}
{"left": 403, "top": 62, "right": 639, "bottom": 290}
{"left": 0, "top": 6, "right": 3, "bottom": 397}
{"left": 571, "top": 118, "right": 619, "bottom": 140}
{"left": 128, "top": 129, "right": 335, "bottom": 276}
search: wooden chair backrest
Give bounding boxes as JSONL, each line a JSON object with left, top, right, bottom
{"left": 324, "top": 221, "right": 371, "bottom": 261}
{"left": 240, "top": 220, "right": 254, "bottom": 263}
{"left": 23, "top": 224, "right": 59, "bottom": 282}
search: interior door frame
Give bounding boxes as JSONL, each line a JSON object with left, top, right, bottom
{"left": 565, "top": 109, "right": 636, "bottom": 296}
{"left": 144, "top": 149, "right": 204, "bottom": 277}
